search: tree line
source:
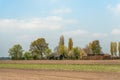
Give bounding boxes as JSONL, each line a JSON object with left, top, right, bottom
{"left": 110, "top": 42, "right": 120, "bottom": 57}
{"left": 8, "top": 35, "right": 119, "bottom": 60}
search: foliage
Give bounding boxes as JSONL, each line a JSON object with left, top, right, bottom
{"left": 58, "top": 35, "right": 65, "bottom": 54}
{"left": 118, "top": 42, "right": 120, "bottom": 57}
{"left": 68, "top": 38, "right": 73, "bottom": 52}
{"left": 31, "top": 50, "right": 42, "bottom": 60}
{"left": 58, "top": 35, "right": 68, "bottom": 59}
{"left": 110, "top": 42, "right": 117, "bottom": 57}
{"left": 59, "top": 35, "right": 64, "bottom": 46}
{"left": 90, "top": 40, "right": 101, "bottom": 55}
{"left": 58, "top": 45, "right": 68, "bottom": 58}
{"left": 8, "top": 35, "right": 120, "bottom": 60}
{"left": 8, "top": 44, "right": 23, "bottom": 60}
{"left": 73, "top": 47, "right": 80, "bottom": 59}
{"left": 58, "top": 45, "right": 64, "bottom": 54}
{"left": 23, "top": 51, "right": 33, "bottom": 60}
{"left": 68, "top": 50, "right": 74, "bottom": 59}
{"left": 110, "top": 42, "right": 114, "bottom": 57}
{"left": 113, "top": 42, "right": 117, "bottom": 57}
{"left": 30, "top": 38, "right": 48, "bottom": 59}
{"left": 44, "top": 48, "right": 52, "bottom": 59}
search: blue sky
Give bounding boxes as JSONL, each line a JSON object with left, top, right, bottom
{"left": 1, "top": 0, "right": 120, "bottom": 57}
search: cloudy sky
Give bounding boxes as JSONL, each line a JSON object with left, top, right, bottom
{"left": 1, "top": 0, "right": 120, "bottom": 57}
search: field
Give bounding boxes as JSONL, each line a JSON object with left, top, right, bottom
{"left": 0, "top": 60, "right": 120, "bottom": 80}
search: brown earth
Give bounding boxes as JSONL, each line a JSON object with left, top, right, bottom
{"left": 0, "top": 68, "right": 120, "bottom": 80}
{"left": 0, "top": 60, "right": 120, "bottom": 80}
{"left": 0, "top": 60, "right": 120, "bottom": 64}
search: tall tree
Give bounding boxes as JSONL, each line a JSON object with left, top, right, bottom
{"left": 113, "top": 42, "right": 117, "bottom": 57}
{"left": 8, "top": 44, "right": 23, "bottom": 60}
{"left": 58, "top": 35, "right": 68, "bottom": 58}
{"left": 110, "top": 42, "right": 114, "bottom": 57}
{"left": 68, "top": 38, "right": 73, "bottom": 52}
{"left": 30, "top": 38, "right": 48, "bottom": 59}
{"left": 118, "top": 42, "right": 120, "bottom": 57}
{"left": 91, "top": 40, "right": 101, "bottom": 55}
{"left": 58, "top": 35, "right": 65, "bottom": 55}
{"left": 59, "top": 35, "right": 64, "bottom": 46}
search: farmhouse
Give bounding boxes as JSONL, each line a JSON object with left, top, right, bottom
{"left": 80, "top": 48, "right": 111, "bottom": 60}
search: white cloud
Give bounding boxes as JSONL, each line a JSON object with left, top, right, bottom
{"left": 0, "top": 16, "right": 77, "bottom": 31}
{"left": 15, "top": 34, "right": 40, "bottom": 43}
{"left": 108, "top": 4, "right": 120, "bottom": 15}
{"left": 111, "top": 28, "right": 120, "bottom": 35}
{"left": 92, "top": 33, "right": 108, "bottom": 37}
{"left": 63, "top": 29, "right": 89, "bottom": 37}
{"left": 63, "top": 19, "right": 78, "bottom": 24}
{"left": 63, "top": 29, "right": 109, "bottom": 38}
{"left": 16, "top": 35, "right": 37, "bottom": 40}
{"left": 0, "top": 19, "right": 19, "bottom": 29}
{"left": 20, "top": 16, "right": 62, "bottom": 30}
{"left": 52, "top": 8, "right": 72, "bottom": 14}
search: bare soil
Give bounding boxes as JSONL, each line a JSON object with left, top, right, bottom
{"left": 0, "top": 68, "right": 120, "bottom": 80}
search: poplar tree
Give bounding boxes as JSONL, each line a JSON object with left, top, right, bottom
{"left": 113, "top": 42, "right": 117, "bottom": 57}
{"left": 110, "top": 42, "right": 114, "bottom": 57}
{"left": 59, "top": 35, "right": 64, "bottom": 46}
{"left": 118, "top": 42, "right": 120, "bottom": 57}
{"left": 68, "top": 38, "right": 73, "bottom": 52}
{"left": 58, "top": 35, "right": 67, "bottom": 57}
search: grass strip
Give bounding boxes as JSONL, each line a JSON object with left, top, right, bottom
{"left": 0, "top": 64, "right": 120, "bottom": 72}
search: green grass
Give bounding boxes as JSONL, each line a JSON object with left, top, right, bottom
{"left": 0, "top": 64, "right": 120, "bottom": 72}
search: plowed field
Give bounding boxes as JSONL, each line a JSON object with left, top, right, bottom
{"left": 0, "top": 69, "right": 120, "bottom": 80}
{"left": 0, "top": 60, "right": 120, "bottom": 64}
{"left": 0, "top": 60, "right": 120, "bottom": 80}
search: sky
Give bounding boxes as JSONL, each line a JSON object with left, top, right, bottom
{"left": 1, "top": 0, "right": 120, "bottom": 57}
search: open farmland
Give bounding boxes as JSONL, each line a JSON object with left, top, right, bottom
{"left": 1, "top": 60, "right": 120, "bottom": 64}
{"left": 0, "top": 60, "right": 120, "bottom": 80}
{"left": 0, "top": 68, "right": 120, "bottom": 80}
